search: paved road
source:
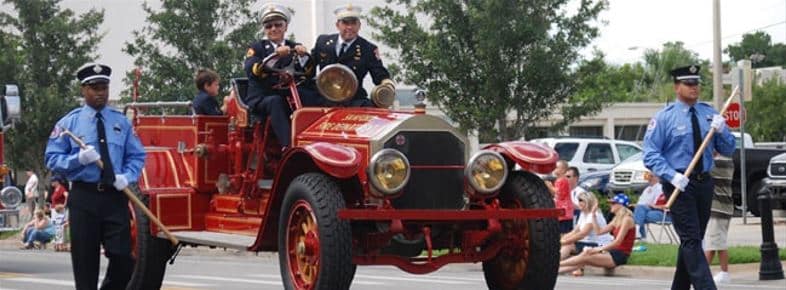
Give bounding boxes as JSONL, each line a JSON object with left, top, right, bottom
{"left": 1, "top": 248, "right": 784, "bottom": 290}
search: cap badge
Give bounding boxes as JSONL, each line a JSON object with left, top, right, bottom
{"left": 93, "top": 65, "right": 102, "bottom": 74}
{"left": 689, "top": 65, "right": 697, "bottom": 73}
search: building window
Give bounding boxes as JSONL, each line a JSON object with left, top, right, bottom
{"left": 614, "top": 125, "right": 647, "bottom": 141}
{"left": 569, "top": 126, "right": 603, "bottom": 138}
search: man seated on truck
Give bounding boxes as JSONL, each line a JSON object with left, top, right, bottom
{"left": 243, "top": 3, "right": 323, "bottom": 148}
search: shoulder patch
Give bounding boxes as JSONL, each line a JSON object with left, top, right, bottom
{"left": 246, "top": 48, "right": 255, "bottom": 58}
{"left": 49, "top": 126, "right": 62, "bottom": 139}
{"left": 646, "top": 117, "right": 657, "bottom": 131}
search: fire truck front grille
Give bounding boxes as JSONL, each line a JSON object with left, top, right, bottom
{"left": 383, "top": 131, "right": 465, "bottom": 210}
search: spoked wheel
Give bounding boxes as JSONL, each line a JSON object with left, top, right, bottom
{"left": 127, "top": 186, "right": 176, "bottom": 290}
{"left": 279, "top": 173, "right": 355, "bottom": 290}
{"left": 287, "top": 200, "right": 321, "bottom": 287}
{"left": 482, "top": 171, "right": 559, "bottom": 290}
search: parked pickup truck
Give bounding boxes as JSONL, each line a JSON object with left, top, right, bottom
{"left": 731, "top": 134, "right": 786, "bottom": 216}
{"left": 761, "top": 153, "right": 786, "bottom": 212}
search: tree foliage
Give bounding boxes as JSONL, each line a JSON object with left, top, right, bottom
{"left": 0, "top": 0, "right": 103, "bottom": 174}
{"left": 746, "top": 78, "right": 786, "bottom": 142}
{"left": 123, "top": 0, "right": 261, "bottom": 103}
{"left": 726, "top": 32, "right": 786, "bottom": 68}
{"left": 367, "top": 0, "right": 608, "bottom": 141}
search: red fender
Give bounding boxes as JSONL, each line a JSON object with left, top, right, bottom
{"left": 483, "top": 141, "right": 558, "bottom": 174}
{"left": 300, "top": 142, "right": 362, "bottom": 179}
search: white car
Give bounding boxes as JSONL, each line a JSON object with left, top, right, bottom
{"left": 607, "top": 152, "right": 649, "bottom": 194}
{"left": 528, "top": 137, "right": 642, "bottom": 174}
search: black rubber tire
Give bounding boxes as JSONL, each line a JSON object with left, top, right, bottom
{"left": 278, "top": 173, "right": 356, "bottom": 290}
{"left": 746, "top": 180, "right": 764, "bottom": 217}
{"left": 482, "top": 171, "right": 560, "bottom": 290}
{"left": 382, "top": 234, "right": 426, "bottom": 257}
{"left": 126, "top": 186, "right": 176, "bottom": 290}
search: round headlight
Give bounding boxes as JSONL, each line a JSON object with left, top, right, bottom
{"left": 316, "top": 64, "right": 358, "bottom": 103}
{"left": 368, "top": 149, "right": 411, "bottom": 196}
{"left": 466, "top": 151, "right": 508, "bottom": 195}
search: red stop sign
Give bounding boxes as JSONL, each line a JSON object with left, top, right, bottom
{"left": 724, "top": 102, "right": 741, "bottom": 128}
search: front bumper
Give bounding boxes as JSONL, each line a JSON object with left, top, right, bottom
{"left": 762, "top": 178, "right": 786, "bottom": 200}
{"left": 338, "top": 208, "right": 563, "bottom": 221}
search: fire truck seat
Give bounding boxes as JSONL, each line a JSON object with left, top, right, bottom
{"left": 230, "top": 78, "right": 260, "bottom": 126}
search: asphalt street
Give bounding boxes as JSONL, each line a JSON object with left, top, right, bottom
{"left": 1, "top": 247, "right": 784, "bottom": 290}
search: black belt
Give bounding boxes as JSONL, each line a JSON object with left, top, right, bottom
{"left": 678, "top": 171, "right": 711, "bottom": 182}
{"left": 71, "top": 181, "right": 117, "bottom": 193}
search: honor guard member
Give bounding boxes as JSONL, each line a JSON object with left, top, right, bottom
{"left": 643, "top": 65, "right": 735, "bottom": 290}
{"left": 310, "top": 4, "right": 395, "bottom": 107}
{"left": 44, "top": 63, "right": 146, "bottom": 290}
{"left": 244, "top": 3, "right": 321, "bottom": 148}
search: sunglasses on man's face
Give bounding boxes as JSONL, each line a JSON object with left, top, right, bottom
{"left": 264, "top": 22, "right": 285, "bottom": 29}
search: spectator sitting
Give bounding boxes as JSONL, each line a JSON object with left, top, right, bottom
{"left": 560, "top": 191, "right": 614, "bottom": 261}
{"left": 51, "top": 204, "right": 69, "bottom": 251}
{"left": 633, "top": 172, "right": 670, "bottom": 240}
{"left": 192, "top": 68, "right": 223, "bottom": 115}
{"left": 20, "top": 209, "right": 54, "bottom": 249}
{"left": 558, "top": 193, "right": 636, "bottom": 275}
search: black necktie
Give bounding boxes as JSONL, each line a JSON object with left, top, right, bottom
{"left": 690, "top": 107, "right": 704, "bottom": 173}
{"left": 96, "top": 112, "right": 116, "bottom": 185}
{"left": 340, "top": 43, "right": 347, "bottom": 56}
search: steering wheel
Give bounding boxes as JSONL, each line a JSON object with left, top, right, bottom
{"left": 260, "top": 51, "right": 311, "bottom": 89}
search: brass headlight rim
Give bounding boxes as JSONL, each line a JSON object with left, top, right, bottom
{"left": 367, "top": 148, "right": 411, "bottom": 197}
{"left": 465, "top": 150, "right": 509, "bottom": 195}
{"left": 316, "top": 64, "right": 358, "bottom": 103}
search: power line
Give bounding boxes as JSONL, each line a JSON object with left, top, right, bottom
{"left": 687, "top": 20, "right": 786, "bottom": 48}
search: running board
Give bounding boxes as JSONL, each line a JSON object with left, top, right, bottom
{"left": 159, "top": 231, "right": 256, "bottom": 250}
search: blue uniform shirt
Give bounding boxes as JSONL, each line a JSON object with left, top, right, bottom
{"left": 643, "top": 100, "right": 736, "bottom": 182}
{"left": 45, "top": 105, "right": 146, "bottom": 183}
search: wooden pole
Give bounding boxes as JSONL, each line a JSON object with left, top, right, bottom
{"left": 60, "top": 129, "right": 179, "bottom": 246}
{"left": 665, "top": 86, "right": 739, "bottom": 209}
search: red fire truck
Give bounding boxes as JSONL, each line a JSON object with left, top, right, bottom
{"left": 0, "top": 84, "right": 23, "bottom": 231}
{"left": 125, "top": 55, "right": 562, "bottom": 290}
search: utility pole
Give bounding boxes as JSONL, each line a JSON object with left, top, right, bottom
{"left": 712, "top": 0, "right": 723, "bottom": 110}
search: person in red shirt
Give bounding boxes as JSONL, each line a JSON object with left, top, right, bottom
{"left": 49, "top": 176, "right": 68, "bottom": 207}
{"left": 546, "top": 160, "right": 573, "bottom": 234}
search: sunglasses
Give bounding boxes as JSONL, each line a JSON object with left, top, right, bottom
{"left": 264, "top": 21, "right": 285, "bottom": 29}
{"left": 578, "top": 198, "right": 585, "bottom": 202}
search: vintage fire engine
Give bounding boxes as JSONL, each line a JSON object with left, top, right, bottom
{"left": 125, "top": 54, "right": 562, "bottom": 290}
{"left": 0, "top": 84, "right": 22, "bottom": 231}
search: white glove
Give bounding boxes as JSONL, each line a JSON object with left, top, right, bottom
{"left": 78, "top": 145, "right": 101, "bottom": 165}
{"left": 710, "top": 114, "right": 726, "bottom": 131}
{"left": 113, "top": 174, "right": 128, "bottom": 191}
{"left": 670, "top": 173, "right": 689, "bottom": 192}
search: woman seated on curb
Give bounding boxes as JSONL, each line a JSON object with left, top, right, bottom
{"left": 559, "top": 193, "right": 636, "bottom": 275}
{"left": 20, "top": 209, "right": 54, "bottom": 249}
{"left": 560, "top": 191, "right": 613, "bottom": 261}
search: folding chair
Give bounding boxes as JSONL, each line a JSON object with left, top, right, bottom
{"left": 645, "top": 210, "right": 679, "bottom": 244}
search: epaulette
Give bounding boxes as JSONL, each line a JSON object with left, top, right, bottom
{"left": 106, "top": 105, "right": 123, "bottom": 114}
{"left": 696, "top": 102, "right": 712, "bottom": 108}
{"left": 63, "top": 107, "right": 83, "bottom": 117}
{"left": 662, "top": 102, "right": 677, "bottom": 112}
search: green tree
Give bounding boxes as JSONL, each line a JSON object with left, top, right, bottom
{"left": 0, "top": 0, "right": 103, "bottom": 174}
{"left": 637, "top": 42, "right": 711, "bottom": 102}
{"left": 746, "top": 78, "right": 786, "bottom": 142}
{"left": 368, "top": 0, "right": 608, "bottom": 141}
{"left": 123, "top": 0, "right": 262, "bottom": 103}
{"left": 726, "top": 32, "right": 786, "bottom": 68}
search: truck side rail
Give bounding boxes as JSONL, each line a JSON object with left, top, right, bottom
{"left": 124, "top": 101, "right": 195, "bottom": 123}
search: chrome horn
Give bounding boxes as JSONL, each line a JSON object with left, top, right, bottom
{"left": 370, "top": 79, "right": 396, "bottom": 108}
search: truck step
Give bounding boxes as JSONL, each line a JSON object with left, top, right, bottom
{"left": 159, "top": 230, "right": 256, "bottom": 250}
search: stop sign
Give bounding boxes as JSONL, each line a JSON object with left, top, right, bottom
{"left": 724, "top": 102, "right": 741, "bottom": 128}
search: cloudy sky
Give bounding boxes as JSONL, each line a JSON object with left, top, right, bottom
{"left": 3, "top": 0, "right": 785, "bottom": 98}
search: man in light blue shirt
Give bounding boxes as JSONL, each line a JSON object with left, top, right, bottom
{"left": 45, "top": 63, "right": 146, "bottom": 290}
{"left": 643, "top": 65, "right": 735, "bottom": 290}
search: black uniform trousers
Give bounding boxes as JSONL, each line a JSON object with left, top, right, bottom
{"left": 68, "top": 182, "right": 133, "bottom": 290}
{"left": 662, "top": 175, "right": 717, "bottom": 290}
{"left": 252, "top": 87, "right": 324, "bottom": 147}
